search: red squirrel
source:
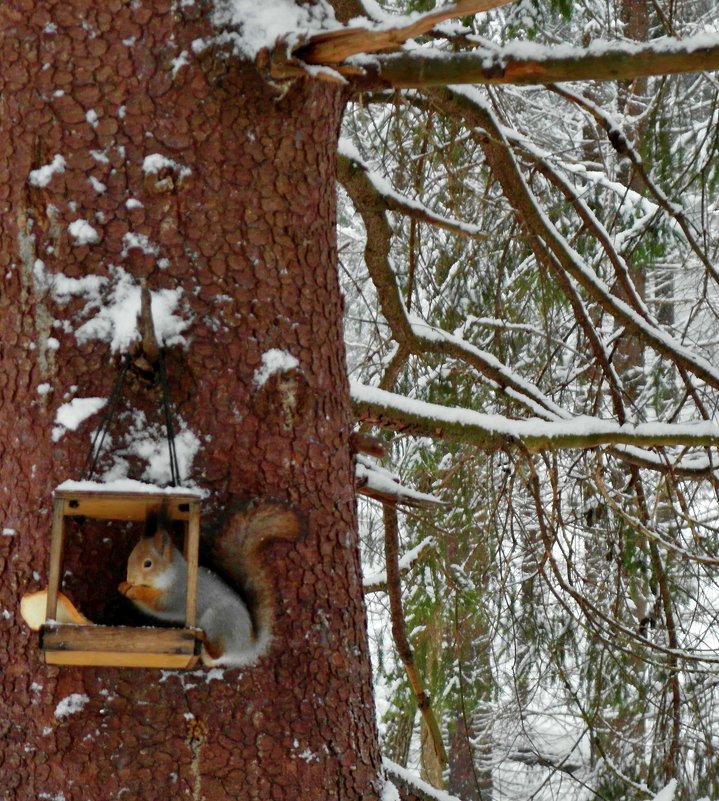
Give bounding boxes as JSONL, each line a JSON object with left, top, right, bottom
{"left": 118, "top": 501, "right": 301, "bottom": 666}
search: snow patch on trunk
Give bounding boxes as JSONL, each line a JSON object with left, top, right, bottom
{"left": 67, "top": 219, "right": 101, "bottom": 245}
{"left": 87, "top": 409, "right": 201, "bottom": 488}
{"left": 28, "top": 155, "right": 66, "bottom": 187}
{"left": 70, "top": 267, "right": 190, "bottom": 352}
{"left": 54, "top": 693, "right": 90, "bottom": 719}
{"left": 208, "top": 0, "right": 336, "bottom": 58}
{"left": 142, "top": 153, "right": 192, "bottom": 179}
{"left": 253, "top": 348, "right": 299, "bottom": 388}
{"left": 52, "top": 397, "right": 108, "bottom": 442}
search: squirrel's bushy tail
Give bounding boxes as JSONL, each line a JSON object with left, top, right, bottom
{"left": 211, "top": 500, "right": 302, "bottom": 647}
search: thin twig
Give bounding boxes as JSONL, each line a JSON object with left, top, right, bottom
{"left": 384, "top": 501, "right": 448, "bottom": 768}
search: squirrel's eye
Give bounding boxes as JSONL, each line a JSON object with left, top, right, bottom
{"left": 143, "top": 559, "right": 153, "bottom": 569}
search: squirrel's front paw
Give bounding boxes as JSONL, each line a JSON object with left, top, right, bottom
{"left": 118, "top": 583, "right": 162, "bottom": 607}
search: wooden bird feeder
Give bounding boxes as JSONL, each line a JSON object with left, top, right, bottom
{"left": 39, "top": 482, "right": 204, "bottom": 669}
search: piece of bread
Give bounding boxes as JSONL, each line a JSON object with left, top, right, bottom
{"left": 20, "top": 589, "right": 92, "bottom": 630}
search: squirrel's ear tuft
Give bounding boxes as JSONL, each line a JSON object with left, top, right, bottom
{"left": 145, "top": 510, "right": 159, "bottom": 538}
{"left": 146, "top": 502, "right": 170, "bottom": 540}
{"left": 153, "top": 527, "right": 173, "bottom": 559}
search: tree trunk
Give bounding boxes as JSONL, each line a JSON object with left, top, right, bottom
{"left": 0, "top": 2, "right": 382, "bottom": 799}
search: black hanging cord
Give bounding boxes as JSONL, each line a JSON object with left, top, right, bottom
{"left": 82, "top": 354, "right": 131, "bottom": 481}
{"left": 158, "top": 350, "right": 180, "bottom": 488}
{"left": 81, "top": 350, "right": 181, "bottom": 486}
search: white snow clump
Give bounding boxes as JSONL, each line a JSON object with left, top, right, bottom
{"left": 74, "top": 267, "right": 190, "bottom": 353}
{"left": 28, "top": 155, "right": 66, "bottom": 188}
{"left": 52, "top": 397, "right": 108, "bottom": 442}
{"left": 253, "top": 348, "right": 299, "bottom": 388}
{"left": 142, "top": 153, "right": 191, "bottom": 179}
{"left": 54, "top": 693, "right": 90, "bottom": 719}
{"left": 68, "top": 219, "right": 101, "bottom": 245}
{"left": 210, "top": 0, "right": 336, "bottom": 58}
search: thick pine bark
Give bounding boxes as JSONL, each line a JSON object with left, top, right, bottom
{"left": 0, "top": 2, "right": 382, "bottom": 799}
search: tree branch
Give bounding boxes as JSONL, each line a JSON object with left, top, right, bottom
{"left": 356, "top": 456, "right": 445, "bottom": 508}
{"left": 363, "top": 534, "right": 435, "bottom": 594}
{"left": 385, "top": 757, "right": 468, "bottom": 801}
{"left": 508, "top": 747, "right": 582, "bottom": 775}
{"left": 352, "top": 381, "right": 719, "bottom": 452}
{"left": 548, "top": 82, "right": 719, "bottom": 287}
{"left": 355, "top": 35, "right": 719, "bottom": 88}
{"left": 384, "top": 502, "right": 448, "bottom": 769}
{"left": 338, "top": 147, "right": 487, "bottom": 240}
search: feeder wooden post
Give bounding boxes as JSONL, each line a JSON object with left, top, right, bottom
{"left": 185, "top": 502, "right": 200, "bottom": 628}
{"left": 45, "top": 498, "right": 66, "bottom": 622}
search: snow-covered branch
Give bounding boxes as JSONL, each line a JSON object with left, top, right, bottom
{"left": 357, "top": 34, "right": 719, "bottom": 88}
{"left": 338, "top": 142, "right": 487, "bottom": 240}
{"left": 356, "top": 455, "right": 445, "bottom": 508}
{"left": 549, "top": 83, "right": 719, "bottom": 286}
{"left": 383, "top": 502, "right": 447, "bottom": 768}
{"left": 363, "top": 534, "right": 435, "bottom": 593}
{"left": 383, "top": 758, "right": 469, "bottom": 801}
{"left": 352, "top": 381, "right": 719, "bottom": 452}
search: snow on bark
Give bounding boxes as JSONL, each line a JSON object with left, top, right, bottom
{"left": 210, "top": 0, "right": 337, "bottom": 58}
{"left": 52, "top": 397, "right": 107, "bottom": 442}
{"left": 63, "top": 267, "right": 191, "bottom": 352}
{"left": 27, "top": 154, "right": 66, "bottom": 187}
{"left": 54, "top": 694, "right": 90, "bottom": 719}
{"left": 141, "top": 153, "right": 192, "bottom": 180}
{"left": 67, "top": 219, "right": 101, "bottom": 245}
{"left": 253, "top": 348, "right": 300, "bottom": 388}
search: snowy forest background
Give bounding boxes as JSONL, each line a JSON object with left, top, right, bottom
{"left": 339, "top": 1, "right": 719, "bottom": 800}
